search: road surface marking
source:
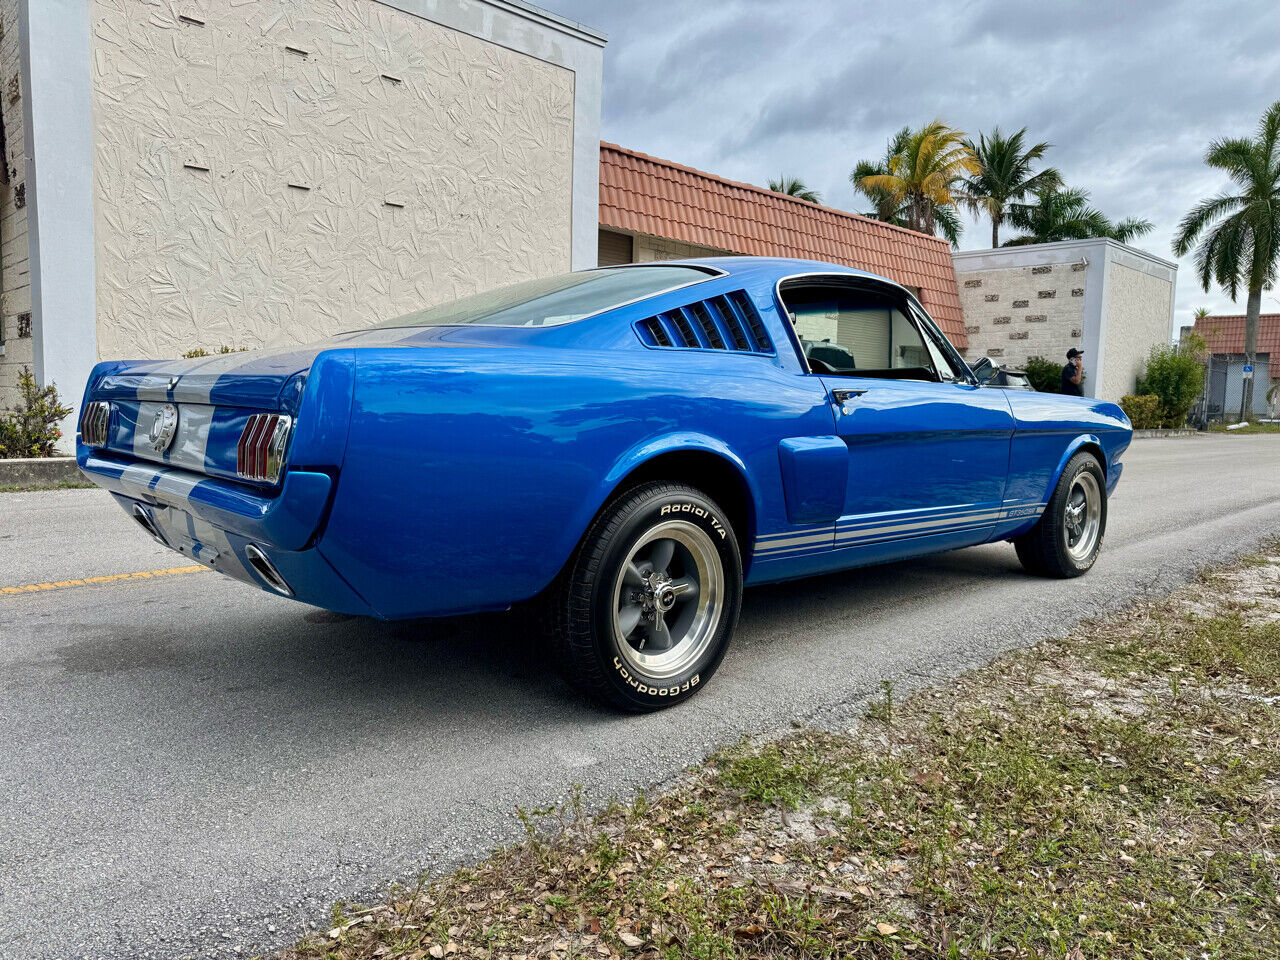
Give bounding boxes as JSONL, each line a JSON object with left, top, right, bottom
{"left": 1, "top": 565, "right": 210, "bottom": 596}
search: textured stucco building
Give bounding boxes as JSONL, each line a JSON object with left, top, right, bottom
{"left": 1, "top": 0, "right": 603, "bottom": 433}
{"left": 952, "top": 239, "right": 1177, "bottom": 401}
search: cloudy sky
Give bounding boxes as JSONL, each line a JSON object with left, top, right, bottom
{"left": 541, "top": 0, "right": 1280, "bottom": 333}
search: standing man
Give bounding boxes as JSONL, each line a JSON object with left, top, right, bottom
{"left": 1060, "top": 348, "right": 1084, "bottom": 396}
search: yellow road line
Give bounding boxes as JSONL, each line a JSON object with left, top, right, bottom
{"left": 1, "top": 564, "right": 210, "bottom": 596}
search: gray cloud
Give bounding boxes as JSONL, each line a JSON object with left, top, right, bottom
{"left": 544, "top": 0, "right": 1280, "bottom": 327}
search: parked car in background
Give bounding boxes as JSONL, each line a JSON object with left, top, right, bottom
{"left": 76, "top": 258, "right": 1131, "bottom": 711}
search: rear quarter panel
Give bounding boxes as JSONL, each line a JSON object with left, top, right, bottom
{"left": 995, "top": 391, "right": 1132, "bottom": 539}
{"left": 318, "top": 344, "right": 832, "bottom": 619}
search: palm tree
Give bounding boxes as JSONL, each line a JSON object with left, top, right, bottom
{"left": 1003, "top": 187, "right": 1153, "bottom": 246}
{"left": 1194, "top": 306, "right": 1213, "bottom": 321}
{"left": 851, "top": 127, "right": 911, "bottom": 223}
{"left": 851, "top": 123, "right": 973, "bottom": 246}
{"left": 767, "top": 176, "right": 822, "bottom": 204}
{"left": 1173, "top": 99, "right": 1280, "bottom": 421}
{"left": 961, "top": 127, "right": 1062, "bottom": 247}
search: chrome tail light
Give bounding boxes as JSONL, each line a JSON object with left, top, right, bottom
{"left": 79, "top": 401, "right": 112, "bottom": 447}
{"left": 236, "top": 413, "right": 292, "bottom": 483}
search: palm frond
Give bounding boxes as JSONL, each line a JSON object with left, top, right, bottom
{"left": 1173, "top": 191, "right": 1246, "bottom": 256}
{"left": 1176, "top": 98, "right": 1280, "bottom": 302}
{"left": 767, "top": 175, "right": 822, "bottom": 203}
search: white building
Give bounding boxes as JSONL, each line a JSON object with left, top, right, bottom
{"left": 0, "top": 0, "right": 604, "bottom": 435}
{"left": 953, "top": 238, "right": 1178, "bottom": 401}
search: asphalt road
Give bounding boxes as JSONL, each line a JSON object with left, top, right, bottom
{"left": 2, "top": 435, "right": 1279, "bottom": 960}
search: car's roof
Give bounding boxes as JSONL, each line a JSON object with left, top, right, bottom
{"left": 655, "top": 256, "right": 892, "bottom": 286}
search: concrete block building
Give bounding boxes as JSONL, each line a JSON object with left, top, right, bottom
{"left": 952, "top": 239, "right": 1177, "bottom": 401}
{"left": 0, "top": 0, "right": 604, "bottom": 432}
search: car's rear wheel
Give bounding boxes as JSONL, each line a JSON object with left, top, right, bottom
{"left": 1013, "top": 451, "right": 1107, "bottom": 578}
{"left": 545, "top": 482, "right": 742, "bottom": 711}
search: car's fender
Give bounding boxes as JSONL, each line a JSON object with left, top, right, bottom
{"left": 1049, "top": 433, "right": 1107, "bottom": 491}
{"left": 570, "top": 429, "right": 761, "bottom": 547}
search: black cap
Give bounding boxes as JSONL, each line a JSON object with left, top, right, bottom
{"left": 1067, "top": 348, "right": 1083, "bottom": 359}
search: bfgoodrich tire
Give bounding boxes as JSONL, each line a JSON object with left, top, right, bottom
{"left": 1013, "top": 451, "right": 1108, "bottom": 578}
{"left": 546, "top": 482, "right": 742, "bottom": 712}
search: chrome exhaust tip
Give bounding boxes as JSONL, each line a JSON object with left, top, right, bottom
{"left": 245, "top": 544, "right": 293, "bottom": 596}
{"left": 131, "top": 504, "right": 168, "bottom": 547}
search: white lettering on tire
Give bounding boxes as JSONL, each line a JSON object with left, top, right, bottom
{"left": 613, "top": 656, "right": 699, "bottom": 697}
{"left": 659, "top": 502, "right": 727, "bottom": 539}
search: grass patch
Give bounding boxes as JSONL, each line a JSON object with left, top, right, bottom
{"left": 280, "top": 547, "right": 1280, "bottom": 960}
{"left": 1208, "top": 421, "right": 1280, "bottom": 434}
{"left": 0, "top": 478, "right": 94, "bottom": 492}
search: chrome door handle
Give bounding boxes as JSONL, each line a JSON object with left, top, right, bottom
{"left": 831, "top": 388, "right": 868, "bottom": 406}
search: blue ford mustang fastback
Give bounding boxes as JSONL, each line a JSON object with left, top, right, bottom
{"left": 78, "top": 257, "right": 1130, "bottom": 710}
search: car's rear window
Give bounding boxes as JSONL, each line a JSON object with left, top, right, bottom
{"left": 371, "top": 265, "right": 714, "bottom": 329}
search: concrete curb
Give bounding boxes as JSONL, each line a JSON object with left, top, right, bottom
{"left": 0, "top": 456, "right": 82, "bottom": 486}
{"left": 1131, "top": 429, "right": 1201, "bottom": 439}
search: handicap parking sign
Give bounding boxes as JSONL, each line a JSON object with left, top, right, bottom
{"left": 1243, "top": 364, "right": 1254, "bottom": 373}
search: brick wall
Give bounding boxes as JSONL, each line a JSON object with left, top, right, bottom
{"left": 0, "top": 0, "right": 31, "bottom": 410}
{"left": 955, "top": 261, "right": 1085, "bottom": 367}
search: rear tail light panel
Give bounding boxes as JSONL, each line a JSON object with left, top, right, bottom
{"left": 79, "top": 401, "right": 112, "bottom": 447}
{"left": 236, "top": 413, "right": 293, "bottom": 483}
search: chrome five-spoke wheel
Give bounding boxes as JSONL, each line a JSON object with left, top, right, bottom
{"left": 548, "top": 481, "right": 742, "bottom": 711}
{"left": 1063, "top": 470, "right": 1101, "bottom": 562}
{"left": 612, "top": 519, "right": 724, "bottom": 681}
{"left": 1014, "top": 451, "right": 1107, "bottom": 579}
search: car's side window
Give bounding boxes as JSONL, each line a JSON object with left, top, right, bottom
{"left": 779, "top": 281, "right": 942, "bottom": 382}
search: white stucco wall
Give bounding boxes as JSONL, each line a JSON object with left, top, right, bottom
{"left": 91, "top": 0, "right": 590, "bottom": 357}
{"left": 1097, "top": 251, "right": 1179, "bottom": 401}
{"left": 9, "top": 0, "right": 601, "bottom": 445}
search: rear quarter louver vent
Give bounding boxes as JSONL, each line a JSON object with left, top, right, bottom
{"left": 634, "top": 291, "right": 773, "bottom": 354}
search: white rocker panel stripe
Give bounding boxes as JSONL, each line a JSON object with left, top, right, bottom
{"left": 753, "top": 501, "right": 1048, "bottom": 561}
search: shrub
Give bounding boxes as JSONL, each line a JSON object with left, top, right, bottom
{"left": 182, "top": 345, "right": 248, "bottom": 359}
{"left": 1119, "top": 394, "right": 1163, "bottom": 429}
{"left": 0, "top": 367, "right": 73, "bottom": 458}
{"left": 1136, "top": 336, "right": 1205, "bottom": 428}
{"left": 1022, "top": 355, "right": 1063, "bottom": 393}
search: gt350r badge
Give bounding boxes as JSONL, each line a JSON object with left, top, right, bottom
{"left": 148, "top": 403, "right": 179, "bottom": 453}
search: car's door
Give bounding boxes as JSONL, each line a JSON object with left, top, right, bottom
{"left": 781, "top": 277, "right": 1016, "bottom": 557}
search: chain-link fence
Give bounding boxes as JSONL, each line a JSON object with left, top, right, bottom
{"left": 1189, "top": 353, "right": 1276, "bottom": 427}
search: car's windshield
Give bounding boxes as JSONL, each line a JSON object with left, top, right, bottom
{"left": 371, "top": 265, "right": 714, "bottom": 329}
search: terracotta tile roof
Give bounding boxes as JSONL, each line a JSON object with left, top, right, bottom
{"left": 1191, "top": 314, "right": 1280, "bottom": 357}
{"left": 599, "top": 142, "right": 967, "bottom": 347}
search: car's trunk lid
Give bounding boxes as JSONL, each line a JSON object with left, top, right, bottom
{"left": 92, "top": 341, "right": 336, "bottom": 409}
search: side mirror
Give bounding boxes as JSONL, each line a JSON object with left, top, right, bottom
{"left": 971, "top": 356, "right": 1001, "bottom": 385}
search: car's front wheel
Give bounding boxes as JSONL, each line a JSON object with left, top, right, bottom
{"left": 546, "top": 482, "right": 742, "bottom": 711}
{"left": 1013, "top": 450, "right": 1107, "bottom": 578}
